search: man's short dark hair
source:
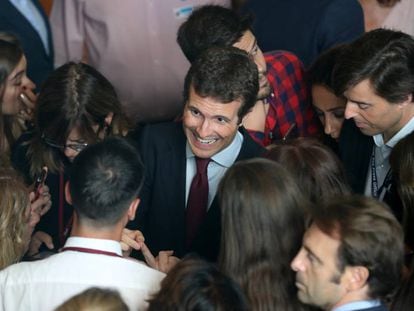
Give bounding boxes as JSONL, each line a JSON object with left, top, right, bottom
{"left": 333, "top": 29, "right": 414, "bottom": 104}
{"left": 313, "top": 195, "right": 404, "bottom": 301}
{"left": 183, "top": 46, "right": 258, "bottom": 120}
{"left": 69, "top": 137, "right": 144, "bottom": 227}
{"left": 177, "top": 5, "right": 252, "bottom": 63}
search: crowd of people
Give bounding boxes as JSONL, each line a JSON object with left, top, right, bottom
{"left": 0, "top": 1, "right": 413, "bottom": 310}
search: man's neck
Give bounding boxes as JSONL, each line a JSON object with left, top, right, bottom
{"left": 70, "top": 223, "right": 123, "bottom": 242}
{"left": 329, "top": 288, "right": 371, "bottom": 311}
{"left": 242, "top": 99, "right": 269, "bottom": 133}
{"left": 383, "top": 105, "right": 414, "bottom": 143}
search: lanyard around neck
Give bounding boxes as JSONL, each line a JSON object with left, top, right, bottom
{"left": 61, "top": 246, "right": 122, "bottom": 258}
{"left": 370, "top": 149, "right": 392, "bottom": 199}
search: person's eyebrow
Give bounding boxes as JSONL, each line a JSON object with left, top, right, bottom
{"left": 67, "top": 138, "right": 87, "bottom": 143}
{"left": 9, "top": 70, "right": 24, "bottom": 82}
{"left": 345, "top": 95, "right": 373, "bottom": 106}
{"left": 303, "top": 244, "right": 324, "bottom": 265}
{"left": 326, "top": 106, "right": 345, "bottom": 112}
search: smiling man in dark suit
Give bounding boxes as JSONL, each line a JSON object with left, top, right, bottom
{"left": 129, "top": 46, "right": 265, "bottom": 262}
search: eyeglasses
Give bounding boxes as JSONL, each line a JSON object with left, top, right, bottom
{"left": 41, "top": 122, "right": 109, "bottom": 153}
{"left": 42, "top": 136, "right": 89, "bottom": 152}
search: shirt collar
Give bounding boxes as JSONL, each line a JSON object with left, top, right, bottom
{"left": 373, "top": 116, "right": 414, "bottom": 148}
{"left": 332, "top": 299, "right": 381, "bottom": 311}
{"left": 64, "top": 237, "right": 123, "bottom": 256}
{"left": 186, "top": 130, "right": 243, "bottom": 168}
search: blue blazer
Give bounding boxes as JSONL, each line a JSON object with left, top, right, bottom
{"left": 0, "top": 0, "right": 54, "bottom": 89}
{"left": 128, "top": 121, "right": 265, "bottom": 260}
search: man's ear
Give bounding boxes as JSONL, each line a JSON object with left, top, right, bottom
{"left": 344, "top": 266, "right": 369, "bottom": 292}
{"left": 65, "top": 181, "right": 72, "bottom": 205}
{"left": 398, "top": 94, "right": 413, "bottom": 108}
{"left": 127, "top": 198, "right": 140, "bottom": 221}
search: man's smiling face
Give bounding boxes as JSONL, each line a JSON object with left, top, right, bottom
{"left": 183, "top": 87, "right": 241, "bottom": 159}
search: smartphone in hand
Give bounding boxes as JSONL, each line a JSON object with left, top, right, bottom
{"left": 34, "top": 167, "right": 48, "bottom": 200}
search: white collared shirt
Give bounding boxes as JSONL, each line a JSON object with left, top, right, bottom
{"left": 332, "top": 299, "right": 382, "bottom": 311}
{"left": 0, "top": 237, "right": 165, "bottom": 311}
{"left": 364, "top": 116, "right": 414, "bottom": 198}
{"left": 185, "top": 131, "right": 243, "bottom": 208}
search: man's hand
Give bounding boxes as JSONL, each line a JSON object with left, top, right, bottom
{"left": 141, "top": 242, "right": 180, "bottom": 273}
{"left": 27, "top": 231, "right": 54, "bottom": 257}
{"left": 121, "top": 228, "right": 145, "bottom": 257}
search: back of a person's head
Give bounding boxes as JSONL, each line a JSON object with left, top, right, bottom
{"left": 266, "top": 138, "right": 350, "bottom": 203}
{"left": 147, "top": 257, "right": 248, "bottom": 311}
{"left": 177, "top": 5, "right": 251, "bottom": 63}
{"left": 183, "top": 46, "right": 258, "bottom": 120}
{"left": 69, "top": 137, "right": 143, "bottom": 227}
{"left": 333, "top": 29, "right": 414, "bottom": 103}
{"left": 314, "top": 195, "right": 404, "bottom": 301}
{"left": 390, "top": 259, "right": 414, "bottom": 311}
{"left": 218, "top": 158, "right": 311, "bottom": 311}
{"left": 55, "top": 287, "right": 129, "bottom": 311}
{"left": 0, "top": 168, "right": 30, "bottom": 269}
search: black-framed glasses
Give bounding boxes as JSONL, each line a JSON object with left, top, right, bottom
{"left": 42, "top": 135, "right": 89, "bottom": 153}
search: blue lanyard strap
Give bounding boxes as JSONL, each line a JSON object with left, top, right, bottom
{"left": 371, "top": 150, "right": 392, "bottom": 199}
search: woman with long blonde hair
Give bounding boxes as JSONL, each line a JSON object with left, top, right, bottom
{"left": 0, "top": 169, "right": 40, "bottom": 269}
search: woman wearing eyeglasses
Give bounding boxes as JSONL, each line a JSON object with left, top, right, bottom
{"left": 11, "top": 62, "right": 131, "bottom": 256}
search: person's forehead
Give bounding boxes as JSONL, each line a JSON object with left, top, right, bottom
{"left": 305, "top": 224, "right": 341, "bottom": 262}
{"left": 344, "top": 79, "right": 386, "bottom": 104}
{"left": 232, "top": 30, "right": 257, "bottom": 52}
{"left": 9, "top": 55, "right": 26, "bottom": 74}
{"left": 188, "top": 87, "right": 241, "bottom": 117}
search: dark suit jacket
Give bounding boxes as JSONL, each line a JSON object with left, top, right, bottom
{"left": 338, "top": 119, "right": 403, "bottom": 221}
{"left": 0, "top": 0, "right": 54, "bottom": 88}
{"left": 129, "top": 122, "right": 265, "bottom": 260}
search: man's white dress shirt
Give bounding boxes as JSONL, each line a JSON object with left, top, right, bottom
{"left": 0, "top": 237, "right": 165, "bottom": 311}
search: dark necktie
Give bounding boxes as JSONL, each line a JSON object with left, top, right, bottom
{"left": 186, "top": 157, "right": 211, "bottom": 248}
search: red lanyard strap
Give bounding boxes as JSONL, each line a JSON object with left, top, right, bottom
{"left": 61, "top": 246, "right": 122, "bottom": 258}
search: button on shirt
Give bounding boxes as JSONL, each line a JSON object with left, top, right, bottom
{"left": 9, "top": 0, "right": 50, "bottom": 55}
{"left": 185, "top": 131, "right": 243, "bottom": 208}
{"left": 364, "top": 116, "right": 414, "bottom": 198}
